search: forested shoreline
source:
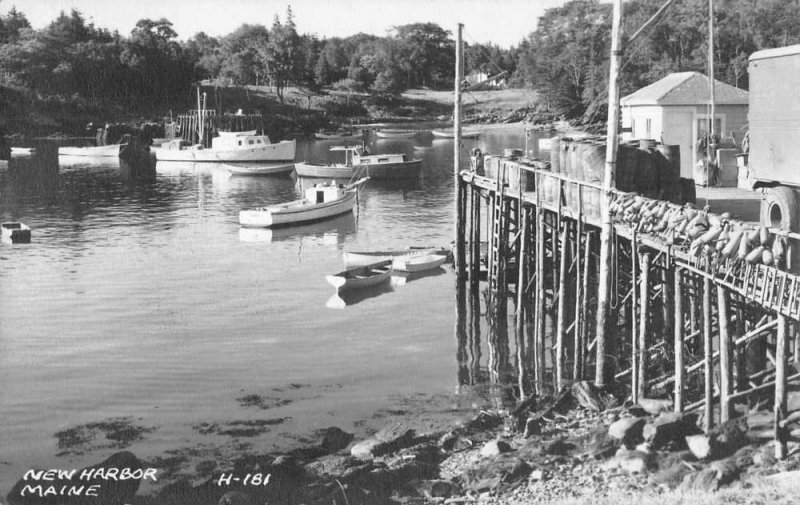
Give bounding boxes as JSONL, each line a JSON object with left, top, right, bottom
{"left": 2, "top": 0, "right": 800, "bottom": 135}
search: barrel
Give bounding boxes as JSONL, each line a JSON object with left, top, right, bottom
{"left": 550, "top": 137, "right": 561, "bottom": 173}
{"left": 582, "top": 141, "right": 606, "bottom": 184}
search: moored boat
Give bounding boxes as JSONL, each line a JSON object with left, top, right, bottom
{"left": 221, "top": 162, "right": 295, "bottom": 176}
{"left": 343, "top": 246, "right": 450, "bottom": 267}
{"left": 239, "top": 178, "right": 367, "bottom": 228}
{"left": 326, "top": 259, "right": 393, "bottom": 291}
{"left": 1, "top": 222, "right": 31, "bottom": 243}
{"left": 392, "top": 253, "right": 448, "bottom": 273}
{"left": 296, "top": 146, "right": 421, "bottom": 179}
{"left": 152, "top": 130, "right": 296, "bottom": 162}
{"left": 58, "top": 143, "right": 123, "bottom": 157}
{"left": 431, "top": 129, "right": 481, "bottom": 139}
{"left": 374, "top": 130, "right": 418, "bottom": 139}
{"left": 315, "top": 130, "right": 360, "bottom": 140}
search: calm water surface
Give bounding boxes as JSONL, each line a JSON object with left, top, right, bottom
{"left": 0, "top": 128, "right": 549, "bottom": 492}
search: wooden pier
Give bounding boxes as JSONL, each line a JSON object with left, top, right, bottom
{"left": 453, "top": 141, "right": 800, "bottom": 459}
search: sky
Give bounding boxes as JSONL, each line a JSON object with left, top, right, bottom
{"left": 13, "top": 0, "right": 568, "bottom": 48}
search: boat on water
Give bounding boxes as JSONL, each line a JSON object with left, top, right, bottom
{"left": 431, "top": 129, "right": 481, "bottom": 139}
{"left": 239, "top": 178, "right": 367, "bottom": 228}
{"left": 315, "top": 130, "right": 360, "bottom": 140}
{"left": 374, "top": 130, "right": 418, "bottom": 139}
{"left": 220, "top": 162, "right": 295, "bottom": 176}
{"left": 326, "top": 259, "right": 393, "bottom": 291}
{"left": 392, "top": 253, "right": 449, "bottom": 273}
{"left": 152, "top": 130, "right": 296, "bottom": 163}
{"left": 1, "top": 222, "right": 31, "bottom": 244}
{"left": 296, "top": 146, "right": 422, "bottom": 179}
{"left": 343, "top": 246, "right": 450, "bottom": 267}
{"left": 58, "top": 143, "right": 124, "bottom": 157}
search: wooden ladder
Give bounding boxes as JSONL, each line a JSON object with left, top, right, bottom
{"left": 718, "top": 263, "right": 800, "bottom": 320}
{"left": 488, "top": 164, "right": 507, "bottom": 299}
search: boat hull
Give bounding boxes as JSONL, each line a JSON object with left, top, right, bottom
{"left": 153, "top": 139, "right": 296, "bottom": 162}
{"left": 431, "top": 130, "right": 481, "bottom": 139}
{"left": 343, "top": 247, "right": 450, "bottom": 267}
{"left": 375, "top": 131, "right": 417, "bottom": 139}
{"left": 326, "top": 260, "right": 393, "bottom": 291}
{"left": 295, "top": 162, "right": 356, "bottom": 179}
{"left": 58, "top": 144, "right": 122, "bottom": 157}
{"left": 222, "top": 162, "right": 295, "bottom": 176}
{"left": 296, "top": 159, "right": 421, "bottom": 179}
{"left": 393, "top": 254, "right": 448, "bottom": 272}
{"left": 239, "top": 190, "right": 357, "bottom": 228}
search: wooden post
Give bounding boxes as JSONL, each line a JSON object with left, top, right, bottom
{"left": 555, "top": 223, "right": 569, "bottom": 391}
{"left": 776, "top": 314, "right": 789, "bottom": 459}
{"left": 535, "top": 199, "right": 546, "bottom": 394}
{"left": 703, "top": 277, "right": 713, "bottom": 433}
{"left": 516, "top": 206, "right": 529, "bottom": 400}
{"left": 453, "top": 23, "right": 466, "bottom": 285}
{"left": 595, "top": 0, "right": 623, "bottom": 388}
{"left": 674, "top": 267, "right": 684, "bottom": 412}
{"left": 470, "top": 187, "right": 481, "bottom": 295}
{"left": 575, "top": 232, "right": 592, "bottom": 380}
{"left": 631, "top": 242, "right": 639, "bottom": 404}
{"left": 717, "top": 285, "right": 733, "bottom": 423}
{"left": 638, "top": 252, "right": 650, "bottom": 401}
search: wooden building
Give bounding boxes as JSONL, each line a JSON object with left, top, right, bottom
{"left": 621, "top": 72, "right": 749, "bottom": 178}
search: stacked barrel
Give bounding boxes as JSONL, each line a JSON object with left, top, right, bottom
{"left": 547, "top": 136, "right": 684, "bottom": 218}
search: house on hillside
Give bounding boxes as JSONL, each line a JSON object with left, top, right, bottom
{"left": 621, "top": 71, "right": 749, "bottom": 178}
{"left": 465, "top": 71, "right": 506, "bottom": 89}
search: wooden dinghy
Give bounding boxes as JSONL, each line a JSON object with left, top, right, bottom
{"left": 221, "top": 162, "right": 295, "bottom": 176}
{"left": 1, "top": 222, "right": 31, "bottom": 243}
{"left": 326, "top": 259, "right": 393, "bottom": 291}
{"left": 343, "top": 246, "right": 450, "bottom": 267}
{"left": 431, "top": 129, "right": 481, "bottom": 139}
{"left": 374, "top": 130, "right": 418, "bottom": 139}
{"left": 392, "top": 253, "right": 448, "bottom": 273}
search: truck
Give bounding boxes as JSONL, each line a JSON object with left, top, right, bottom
{"left": 747, "top": 45, "right": 800, "bottom": 233}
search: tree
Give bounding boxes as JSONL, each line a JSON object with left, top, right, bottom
{"left": 393, "top": 23, "right": 453, "bottom": 88}
{"left": 218, "top": 24, "right": 268, "bottom": 85}
{"left": 259, "top": 8, "right": 300, "bottom": 102}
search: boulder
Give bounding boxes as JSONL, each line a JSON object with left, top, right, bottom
{"left": 481, "top": 439, "right": 513, "bottom": 457}
{"left": 608, "top": 417, "right": 645, "bottom": 446}
{"left": 685, "top": 434, "right": 713, "bottom": 460}
{"left": 439, "top": 432, "right": 473, "bottom": 452}
{"left": 320, "top": 427, "right": 354, "bottom": 454}
{"left": 350, "top": 423, "right": 415, "bottom": 459}
{"left": 643, "top": 412, "right": 700, "bottom": 449}
{"left": 637, "top": 398, "right": 674, "bottom": 415}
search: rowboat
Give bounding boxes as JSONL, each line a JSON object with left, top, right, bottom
{"left": 296, "top": 146, "right": 421, "bottom": 179}
{"left": 343, "top": 246, "right": 450, "bottom": 267}
{"left": 239, "top": 178, "right": 367, "bottom": 228}
{"left": 315, "top": 131, "right": 359, "bottom": 140}
{"left": 58, "top": 143, "right": 123, "bottom": 157}
{"left": 374, "top": 130, "right": 418, "bottom": 139}
{"left": 392, "top": 253, "right": 448, "bottom": 273}
{"left": 326, "top": 259, "right": 393, "bottom": 291}
{"left": 152, "top": 130, "right": 296, "bottom": 162}
{"left": 221, "top": 162, "right": 295, "bottom": 176}
{"left": 1, "top": 222, "right": 31, "bottom": 244}
{"left": 431, "top": 129, "right": 481, "bottom": 139}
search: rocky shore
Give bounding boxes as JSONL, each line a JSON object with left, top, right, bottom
{"left": 8, "top": 381, "right": 800, "bottom": 505}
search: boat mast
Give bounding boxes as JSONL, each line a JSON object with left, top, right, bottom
{"left": 594, "top": 0, "right": 623, "bottom": 388}
{"left": 707, "top": 0, "right": 716, "bottom": 163}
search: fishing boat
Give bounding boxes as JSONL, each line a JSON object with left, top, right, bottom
{"left": 431, "top": 129, "right": 481, "bottom": 139}
{"left": 1, "top": 222, "right": 31, "bottom": 244}
{"left": 152, "top": 130, "right": 296, "bottom": 163}
{"left": 220, "top": 162, "right": 295, "bottom": 176}
{"left": 343, "top": 246, "right": 450, "bottom": 267}
{"left": 58, "top": 143, "right": 124, "bottom": 157}
{"left": 239, "top": 178, "right": 367, "bottom": 228}
{"left": 326, "top": 259, "right": 393, "bottom": 291}
{"left": 295, "top": 146, "right": 421, "bottom": 179}
{"left": 392, "top": 253, "right": 449, "bottom": 273}
{"left": 374, "top": 130, "right": 418, "bottom": 139}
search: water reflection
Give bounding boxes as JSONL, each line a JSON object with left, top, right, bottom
{"left": 326, "top": 281, "right": 394, "bottom": 309}
{"left": 390, "top": 266, "right": 446, "bottom": 287}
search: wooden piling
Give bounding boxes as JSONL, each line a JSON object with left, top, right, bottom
{"left": 703, "top": 276, "right": 714, "bottom": 433}
{"left": 775, "top": 314, "right": 789, "bottom": 459}
{"left": 555, "top": 223, "right": 569, "bottom": 391}
{"left": 516, "top": 204, "right": 529, "bottom": 400}
{"left": 534, "top": 176, "right": 546, "bottom": 394}
{"left": 575, "top": 232, "right": 592, "bottom": 380}
{"left": 638, "top": 252, "right": 650, "bottom": 401}
{"left": 631, "top": 241, "right": 640, "bottom": 403}
{"left": 674, "top": 267, "right": 684, "bottom": 412}
{"left": 717, "top": 285, "right": 733, "bottom": 423}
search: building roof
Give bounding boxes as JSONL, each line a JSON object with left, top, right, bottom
{"left": 621, "top": 71, "right": 749, "bottom": 106}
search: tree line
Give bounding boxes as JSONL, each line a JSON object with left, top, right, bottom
{"left": 2, "top": 1, "right": 800, "bottom": 123}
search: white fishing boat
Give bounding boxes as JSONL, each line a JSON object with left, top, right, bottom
{"left": 152, "top": 130, "right": 296, "bottom": 162}
{"left": 392, "top": 253, "right": 448, "bottom": 272}
{"left": 431, "top": 129, "right": 481, "bottom": 139}
{"left": 58, "top": 143, "right": 123, "bottom": 157}
{"left": 239, "top": 178, "right": 367, "bottom": 228}
{"left": 343, "top": 246, "right": 450, "bottom": 267}
{"left": 1, "top": 222, "right": 31, "bottom": 244}
{"left": 295, "top": 146, "right": 421, "bottom": 179}
{"left": 221, "top": 162, "right": 295, "bottom": 176}
{"left": 326, "top": 259, "right": 393, "bottom": 291}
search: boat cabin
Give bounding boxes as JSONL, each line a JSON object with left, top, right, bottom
{"left": 304, "top": 183, "right": 346, "bottom": 204}
{"left": 211, "top": 130, "right": 273, "bottom": 151}
{"left": 330, "top": 146, "right": 407, "bottom": 166}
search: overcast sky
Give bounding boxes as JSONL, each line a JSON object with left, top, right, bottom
{"left": 14, "top": 0, "right": 568, "bottom": 48}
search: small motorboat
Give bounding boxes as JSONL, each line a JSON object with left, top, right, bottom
{"left": 392, "top": 253, "right": 449, "bottom": 273}
{"left": 239, "top": 178, "right": 367, "bottom": 228}
{"left": 58, "top": 143, "right": 124, "bottom": 157}
{"left": 1, "top": 222, "right": 31, "bottom": 243}
{"left": 296, "top": 146, "right": 421, "bottom": 179}
{"left": 326, "top": 259, "right": 393, "bottom": 291}
{"left": 431, "top": 129, "right": 481, "bottom": 139}
{"left": 221, "top": 162, "right": 295, "bottom": 176}
{"left": 343, "top": 246, "right": 450, "bottom": 267}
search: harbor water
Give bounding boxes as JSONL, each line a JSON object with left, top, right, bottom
{"left": 0, "top": 127, "right": 550, "bottom": 493}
